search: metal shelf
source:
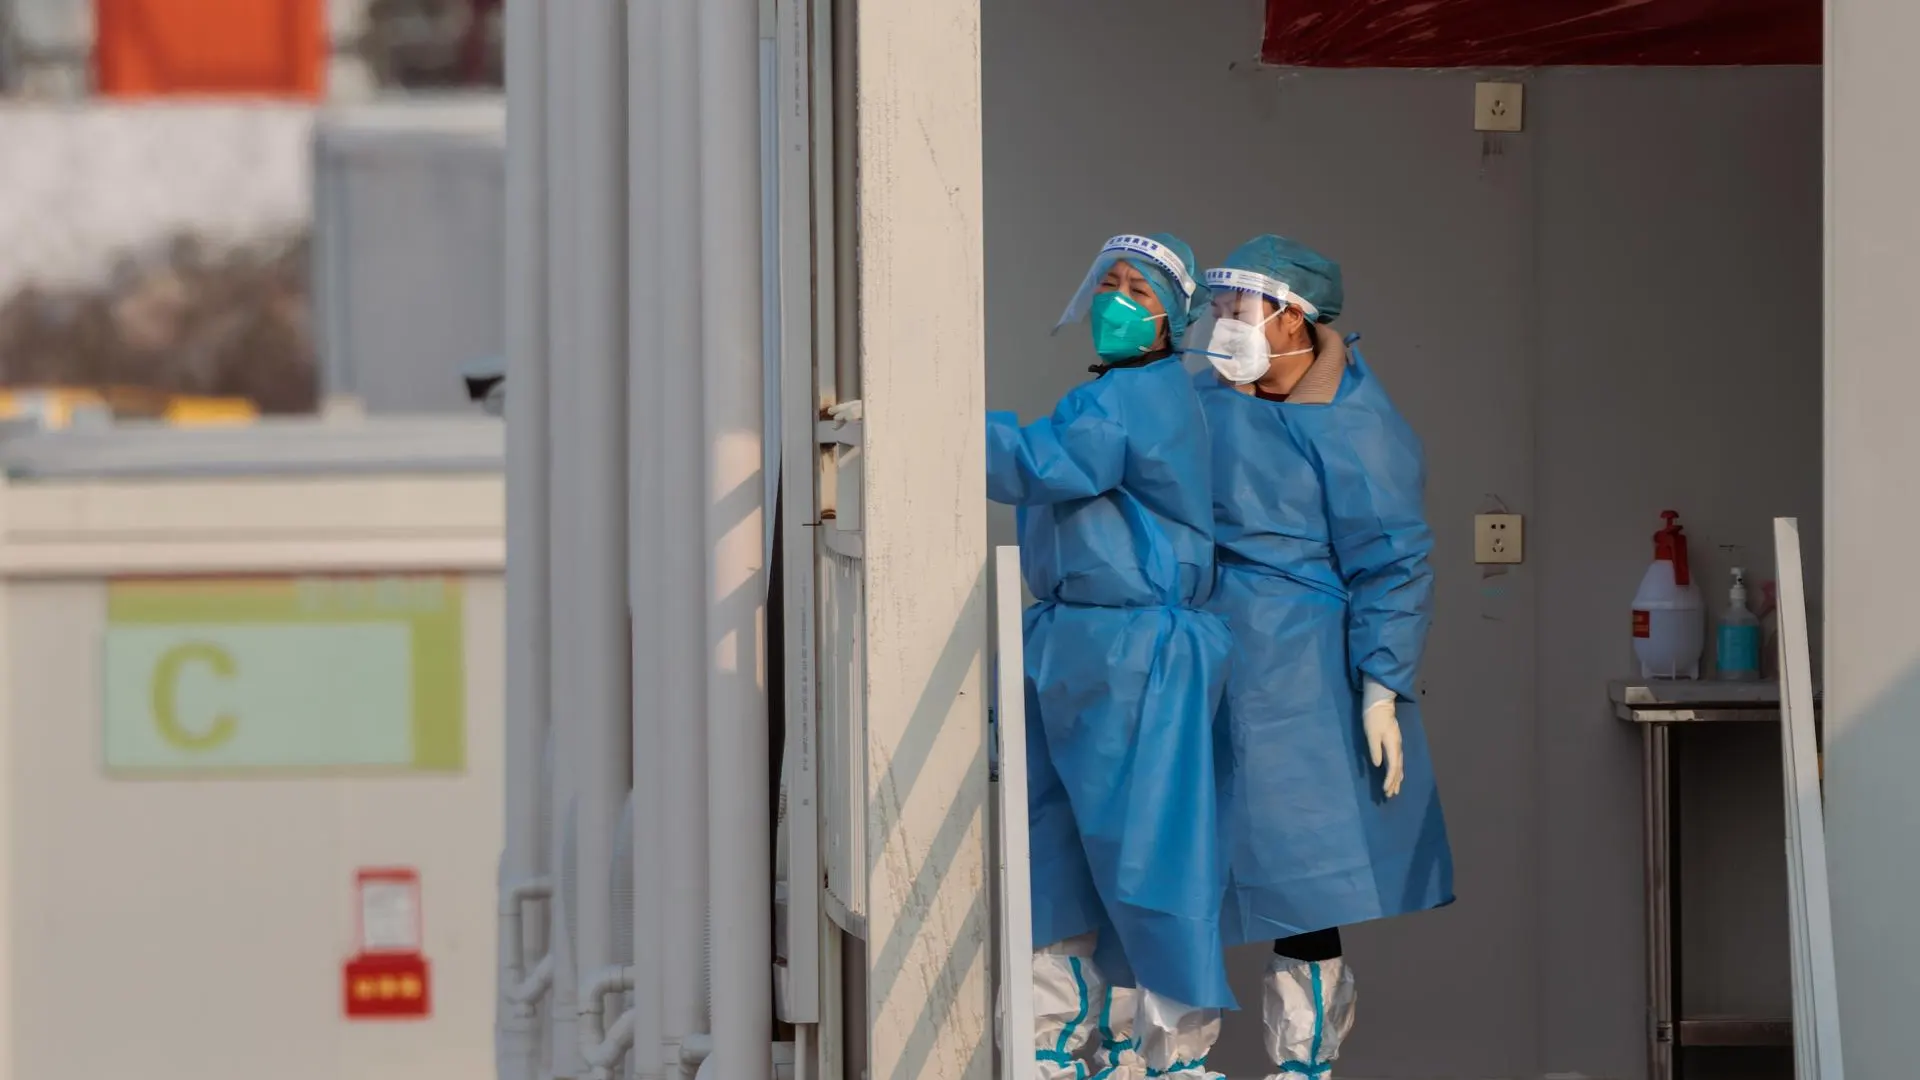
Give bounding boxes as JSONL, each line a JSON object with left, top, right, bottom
{"left": 1677, "top": 1017, "right": 1793, "bottom": 1048}
{"left": 1610, "top": 678, "right": 1822, "bottom": 724}
{"left": 1613, "top": 678, "right": 1817, "bottom": 1079}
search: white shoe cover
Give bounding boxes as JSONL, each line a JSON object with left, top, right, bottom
{"left": 1089, "top": 985, "right": 1222, "bottom": 1079}
{"left": 1034, "top": 934, "right": 1104, "bottom": 1080}
{"left": 1261, "top": 956, "right": 1356, "bottom": 1079}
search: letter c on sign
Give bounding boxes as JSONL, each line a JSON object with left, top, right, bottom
{"left": 151, "top": 642, "right": 239, "bottom": 750}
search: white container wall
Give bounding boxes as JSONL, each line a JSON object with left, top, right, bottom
{"left": 0, "top": 427, "right": 507, "bottom": 1080}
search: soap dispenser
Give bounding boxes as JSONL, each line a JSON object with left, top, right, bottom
{"left": 1717, "top": 567, "right": 1761, "bottom": 682}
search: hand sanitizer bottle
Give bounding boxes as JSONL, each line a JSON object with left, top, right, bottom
{"left": 1717, "top": 567, "right": 1762, "bottom": 682}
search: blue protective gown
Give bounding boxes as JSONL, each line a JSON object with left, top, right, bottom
{"left": 1196, "top": 348, "right": 1455, "bottom": 946}
{"left": 987, "top": 355, "right": 1236, "bottom": 1010}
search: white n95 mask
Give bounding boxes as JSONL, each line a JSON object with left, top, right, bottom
{"left": 1206, "top": 318, "right": 1272, "bottom": 384}
{"left": 1202, "top": 316, "right": 1316, "bottom": 386}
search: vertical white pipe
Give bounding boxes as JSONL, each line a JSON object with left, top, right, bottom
{"left": 502, "top": 2, "right": 550, "bottom": 1078}
{"left": 543, "top": 6, "right": 581, "bottom": 1075}
{"left": 658, "top": 0, "right": 711, "bottom": 1071}
{"left": 627, "top": 0, "right": 665, "bottom": 1072}
{"left": 759, "top": 15, "right": 781, "bottom": 570}
{"left": 831, "top": 0, "right": 858, "bottom": 402}
{"left": 700, "top": 0, "right": 771, "bottom": 1074}
{"left": 570, "top": 0, "right": 631, "bottom": 1061}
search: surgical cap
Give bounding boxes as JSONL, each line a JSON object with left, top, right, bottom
{"left": 1220, "top": 235, "right": 1344, "bottom": 324}
{"left": 1127, "top": 232, "right": 1209, "bottom": 347}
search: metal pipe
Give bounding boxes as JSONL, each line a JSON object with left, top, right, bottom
{"left": 658, "top": 0, "right": 711, "bottom": 1072}
{"left": 626, "top": 0, "right": 666, "bottom": 1073}
{"left": 501, "top": 0, "right": 551, "bottom": 1063}
{"left": 501, "top": 6, "right": 551, "bottom": 1075}
{"left": 501, "top": 877, "right": 552, "bottom": 1004}
{"left": 508, "top": 952, "right": 556, "bottom": 1012}
{"left": 699, "top": 0, "right": 771, "bottom": 1074}
{"left": 568, "top": 2, "right": 631, "bottom": 1070}
{"left": 578, "top": 964, "right": 638, "bottom": 1077}
{"left": 831, "top": 0, "right": 859, "bottom": 403}
{"left": 679, "top": 1034, "right": 714, "bottom": 1066}
{"left": 1644, "top": 725, "right": 1675, "bottom": 1080}
{"left": 677, "top": 1036, "right": 795, "bottom": 1080}
{"left": 579, "top": 965, "right": 636, "bottom": 1035}
{"left": 586, "top": 1009, "right": 638, "bottom": 1079}
{"left": 758, "top": 3, "right": 781, "bottom": 568}
{"left": 543, "top": 4, "right": 581, "bottom": 1073}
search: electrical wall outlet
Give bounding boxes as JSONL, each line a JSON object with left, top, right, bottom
{"left": 1475, "top": 513, "right": 1524, "bottom": 564}
{"left": 1475, "top": 81, "right": 1524, "bottom": 132}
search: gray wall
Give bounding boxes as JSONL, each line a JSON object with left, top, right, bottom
{"left": 1826, "top": 0, "right": 1920, "bottom": 1073}
{"left": 980, "top": 3, "right": 1821, "bottom": 1077}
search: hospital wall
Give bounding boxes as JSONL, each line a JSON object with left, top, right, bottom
{"left": 980, "top": 3, "right": 1821, "bottom": 1077}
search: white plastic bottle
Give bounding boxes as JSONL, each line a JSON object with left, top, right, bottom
{"left": 1716, "top": 567, "right": 1761, "bottom": 682}
{"left": 1631, "top": 510, "right": 1705, "bottom": 680}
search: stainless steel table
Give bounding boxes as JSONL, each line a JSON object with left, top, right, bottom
{"left": 1611, "top": 679, "right": 1820, "bottom": 1080}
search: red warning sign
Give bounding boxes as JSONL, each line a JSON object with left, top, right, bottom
{"left": 344, "top": 868, "right": 431, "bottom": 1020}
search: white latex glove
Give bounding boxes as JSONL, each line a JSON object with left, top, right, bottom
{"left": 826, "top": 399, "right": 863, "bottom": 423}
{"left": 1362, "top": 677, "right": 1405, "bottom": 799}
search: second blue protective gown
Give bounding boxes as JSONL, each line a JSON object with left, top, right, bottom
{"left": 1197, "top": 346, "right": 1455, "bottom": 946}
{"left": 988, "top": 355, "right": 1235, "bottom": 1010}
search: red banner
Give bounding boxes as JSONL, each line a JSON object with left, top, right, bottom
{"left": 1262, "top": 0, "right": 1819, "bottom": 68}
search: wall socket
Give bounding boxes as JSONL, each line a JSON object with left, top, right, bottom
{"left": 1475, "top": 81, "right": 1525, "bottom": 132}
{"left": 1475, "top": 513, "right": 1524, "bottom": 564}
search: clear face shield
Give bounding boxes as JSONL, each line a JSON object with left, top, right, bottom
{"left": 1184, "top": 267, "right": 1319, "bottom": 385}
{"left": 1055, "top": 235, "right": 1198, "bottom": 363}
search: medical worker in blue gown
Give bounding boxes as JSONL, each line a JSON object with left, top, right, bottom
{"left": 1190, "top": 236, "right": 1455, "bottom": 1079}
{"left": 988, "top": 233, "right": 1234, "bottom": 1080}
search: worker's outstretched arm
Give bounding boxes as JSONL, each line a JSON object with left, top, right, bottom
{"left": 985, "top": 383, "right": 1127, "bottom": 506}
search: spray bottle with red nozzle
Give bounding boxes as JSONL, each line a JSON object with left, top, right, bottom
{"left": 1631, "top": 510, "right": 1705, "bottom": 679}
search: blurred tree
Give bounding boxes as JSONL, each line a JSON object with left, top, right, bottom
{"left": 0, "top": 230, "right": 318, "bottom": 413}
{"left": 358, "top": 0, "right": 500, "bottom": 90}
